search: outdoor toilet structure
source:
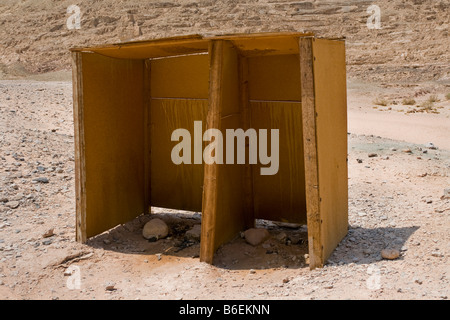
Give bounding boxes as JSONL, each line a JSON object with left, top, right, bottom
{"left": 71, "top": 32, "right": 348, "bottom": 269}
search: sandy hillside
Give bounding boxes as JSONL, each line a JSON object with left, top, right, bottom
{"left": 0, "top": 0, "right": 449, "bottom": 301}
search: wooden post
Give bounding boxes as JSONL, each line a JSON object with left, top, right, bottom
{"left": 300, "top": 37, "right": 323, "bottom": 269}
{"left": 238, "top": 56, "right": 255, "bottom": 230}
{"left": 200, "top": 40, "right": 224, "bottom": 263}
{"left": 143, "top": 59, "right": 151, "bottom": 214}
{"left": 72, "top": 51, "right": 87, "bottom": 243}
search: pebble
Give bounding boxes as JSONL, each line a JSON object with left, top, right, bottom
{"left": 156, "top": 253, "right": 162, "bottom": 261}
{"left": 249, "top": 269, "right": 256, "bottom": 274}
{"left": 381, "top": 248, "right": 400, "bottom": 260}
{"left": 356, "top": 158, "right": 363, "bottom": 163}
{"left": 142, "top": 218, "right": 169, "bottom": 240}
{"left": 33, "top": 177, "right": 49, "bottom": 183}
{"left": 42, "top": 228, "right": 54, "bottom": 238}
{"left": 244, "top": 228, "right": 270, "bottom": 246}
{"left": 425, "top": 142, "right": 437, "bottom": 150}
{"left": 431, "top": 251, "right": 443, "bottom": 258}
{"left": 368, "top": 153, "right": 378, "bottom": 157}
{"left": 105, "top": 282, "right": 116, "bottom": 291}
{"left": 401, "top": 149, "right": 412, "bottom": 153}
{"left": 5, "top": 201, "right": 19, "bottom": 209}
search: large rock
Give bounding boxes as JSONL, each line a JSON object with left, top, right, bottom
{"left": 142, "top": 218, "right": 169, "bottom": 240}
{"left": 185, "top": 224, "right": 201, "bottom": 241}
{"left": 244, "top": 228, "right": 270, "bottom": 246}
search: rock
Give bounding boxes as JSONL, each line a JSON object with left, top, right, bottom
{"left": 441, "top": 189, "right": 450, "bottom": 200}
{"left": 0, "top": 198, "right": 8, "bottom": 203}
{"left": 156, "top": 253, "right": 162, "bottom": 261}
{"left": 357, "top": 211, "right": 367, "bottom": 217}
{"left": 103, "top": 239, "right": 111, "bottom": 245}
{"left": 244, "top": 228, "right": 270, "bottom": 246}
{"left": 33, "top": 177, "right": 49, "bottom": 183}
{"left": 402, "top": 148, "right": 412, "bottom": 154}
{"left": 431, "top": 251, "right": 443, "bottom": 258}
{"left": 368, "top": 153, "right": 378, "bottom": 157}
{"left": 42, "top": 228, "right": 54, "bottom": 238}
{"left": 381, "top": 248, "right": 400, "bottom": 260}
{"left": 275, "top": 232, "right": 287, "bottom": 242}
{"left": 142, "top": 218, "right": 168, "bottom": 240}
{"left": 42, "top": 239, "right": 52, "bottom": 245}
{"left": 185, "top": 224, "right": 201, "bottom": 241}
{"left": 105, "top": 282, "right": 116, "bottom": 291}
{"left": 356, "top": 158, "right": 363, "bottom": 163}
{"left": 249, "top": 269, "right": 256, "bottom": 274}
{"left": 425, "top": 142, "right": 437, "bottom": 149}
{"left": 5, "top": 201, "right": 19, "bottom": 209}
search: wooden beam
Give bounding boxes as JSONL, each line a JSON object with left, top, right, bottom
{"left": 200, "top": 40, "right": 223, "bottom": 264}
{"left": 144, "top": 59, "right": 151, "bottom": 214}
{"left": 299, "top": 37, "right": 323, "bottom": 269}
{"left": 238, "top": 56, "right": 255, "bottom": 229}
{"left": 72, "top": 51, "right": 87, "bottom": 243}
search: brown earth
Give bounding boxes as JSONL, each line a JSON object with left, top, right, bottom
{"left": 0, "top": 0, "right": 449, "bottom": 300}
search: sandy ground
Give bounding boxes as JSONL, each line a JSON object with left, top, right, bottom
{"left": 0, "top": 78, "right": 448, "bottom": 300}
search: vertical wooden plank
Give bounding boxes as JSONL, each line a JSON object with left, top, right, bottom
{"left": 300, "top": 37, "right": 323, "bottom": 269}
{"left": 72, "top": 51, "right": 87, "bottom": 243}
{"left": 81, "top": 53, "right": 145, "bottom": 238}
{"left": 143, "top": 59, "right": 151, "bottom": 214}
{"left": 312, "top": 38, "right": 348, "bottom": 263}
{"left": 200, "top": 40, "right": 223, "bottom": 264}
{"left": 200, "top": 40, "right": 245, "bottom": 263}
{"left": 238, "top": 56, "right": 255, "bottom": 229}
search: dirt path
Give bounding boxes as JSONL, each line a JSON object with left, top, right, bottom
{"left": 0, "top": 80, "right": 449, "bottom": 300}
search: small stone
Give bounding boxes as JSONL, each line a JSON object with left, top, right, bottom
{"left": 390, "top": 148, "right": 397, "bottom": 151}
{"left": 42, "top": 239, "right": 52, "bottom": 246}
{"left": 0, "top": 198, "right": 8, "bottom": 203}
{"left": 142, "top": 218, "right": 169, "bottom": 240}
{"left": 42, "top": 228, "right": 54, "bottom": 238}
{"left": 275, "top": 232, "right": 287, "bottom": 242}
{"left": 105, "top": 282, "right": 116, "bottom": 291}
{"left": 103, "top": 239, "right": 111, "bottom": 245}
{"left": 357, "top": 212, "right": 366, "bottom": 217}
{"left": 156, "top": 253, "right": 162, "bottom": 261}
{"left": 381, "top": 248, "right": 400, "bottom": 260}
{"left": 402, "top": 149, "right": 412, "bottom": 154}
{"left": 431, "top": 251, "right": 443, "bottom": 258}
{"left": 441, "top": 189, "right": 450, "bottom": 200}
{"left": 414, "top": 278, "right": 423, "bottom": 285}
{"left": 249, "top": 269, "right": 256, "bottom": 274}
{"left": 5, "top": 201, "right": 19, "bottom": 209}
{"left": 64, "top": 268, "right": 73, "bottom": 276}
{"left": 33, "top": 177, "right": 49, "bottom": 183}
{"left": 185, "top": 224, "right": 201, "bottom": 241}
{"left": 324, "top": 284, "right": 334, "bottom": 289}
{"left": 356, "top": 159, "right": 363, "bottom": 163}
{"left": 368, "top": 153, "right": 378, "bottom": 157}
{"left": 244, "top": 228, "right": 270, "bottom": 246}
{"left": 425, "top": 142, "right": 437, "bottom": 150}
{"left": 282, "top": 278, "right": 290, "bottom": 284}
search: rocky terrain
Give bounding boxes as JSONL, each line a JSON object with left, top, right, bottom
{"left": 0, "top": 0, "right": 449, "bottom": 83}
{"left": 0, "top": 0, "right": 449, "bottom": 301}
